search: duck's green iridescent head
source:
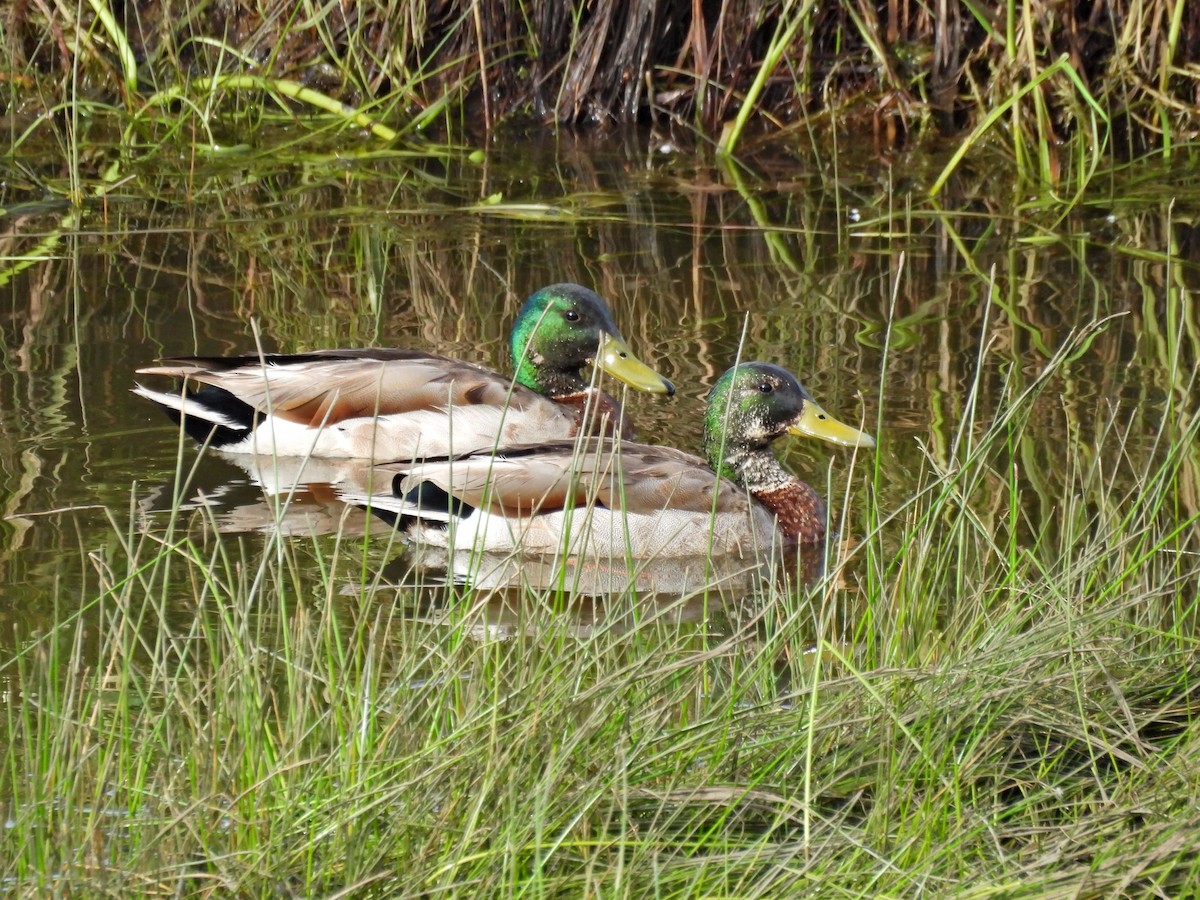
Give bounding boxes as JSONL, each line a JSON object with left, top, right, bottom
{"left": 510, "top": 284, "right": 675, "bottom": 398}
{"left": 704, "top": 362, "right": 875, "bottom": 481}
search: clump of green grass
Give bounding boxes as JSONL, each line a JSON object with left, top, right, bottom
{"left": 2, "top": 299, "right": 1198, "bottom": 895}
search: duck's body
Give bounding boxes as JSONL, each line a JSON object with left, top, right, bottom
{"left": 133, "top": 284, "right": 674, "bottom": 460}
{"left": 370, "top": 439, "right": 798, "bottom": 558}
{"left": 135, "top": 348, "right": 629, "bottom": 459}
{"left": 360, "top": 362, "right": 875, "bottom": 558}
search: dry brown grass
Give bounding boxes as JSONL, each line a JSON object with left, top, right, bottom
{"left": 5, "top": 0, "right": 1200, "bottom": 155}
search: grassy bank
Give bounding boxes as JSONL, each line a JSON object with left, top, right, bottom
{"left": 4, "top": 1, "right": 1200, "bottom": 177}
{"left": 2, "top": 298, "right": 1197, "bottom": 896}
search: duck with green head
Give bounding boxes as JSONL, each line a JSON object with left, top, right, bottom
{"left": 133, "top": 283, "right": 674, "bottom": 460}
{"left": 362, "top": 361, "right": 875, "bottom": 557}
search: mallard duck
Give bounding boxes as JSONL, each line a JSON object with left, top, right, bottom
{"left": 133, "top": 283, "right": 675, "bottom": 460}
{"left": 358, "top": 362, "right": 875, "bottom": 557}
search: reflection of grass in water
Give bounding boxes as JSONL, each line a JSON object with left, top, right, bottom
{"left": 2, "top": 303, "right": 1199, "bottom": 894}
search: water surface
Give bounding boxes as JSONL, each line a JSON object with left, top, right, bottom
{"left": 2, "top": 131, "right": 1197, "bottom": 651}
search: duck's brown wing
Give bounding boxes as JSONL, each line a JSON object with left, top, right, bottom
{"left": 387, "top": 440, "right": 752, "bottom": 518}
{"left": 137, "top": 350, "right": 543, "bottom": 427}
{"left": 592, "top": 444, "right": 750, "bottom": 514}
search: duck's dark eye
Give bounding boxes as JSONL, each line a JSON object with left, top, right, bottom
{"left": 758, "top": 382, "right": 773, "bottom": 394}
{"left": 564, "top": 309, "right": 580, "bottom": 322}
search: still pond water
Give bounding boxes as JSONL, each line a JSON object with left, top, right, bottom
{"left": 1, "top": 131, "right": 1198, "bottom": 655}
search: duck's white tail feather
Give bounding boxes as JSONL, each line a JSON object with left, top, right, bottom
{"left": 338, "top": 489, "right": 456, "bottom": 524}
{"left": 132, "top": 384, "right": 243, "bottom": 429}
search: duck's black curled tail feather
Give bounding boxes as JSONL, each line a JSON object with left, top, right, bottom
{"left": 398, "top": 479, "right": 473, "bottom": 520}
{"left": 131, "top": 383, "right": 262, "bottom": 448}
{"left": 345, "top": 475, "right": 477, "bottom": 535}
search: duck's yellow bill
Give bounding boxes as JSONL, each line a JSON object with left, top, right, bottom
{"left": 789, "top": 401, "right": 876, "bottom": 448}
{"left": 595, "top": 332, "right": 676, "bottom": 396}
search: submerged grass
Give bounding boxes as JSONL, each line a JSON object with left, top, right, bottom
{"left": 2, "top": 299, "right": 1198, "bottom": 895}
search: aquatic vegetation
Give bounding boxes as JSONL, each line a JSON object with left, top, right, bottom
{"left": 1, "top": 307, "right": 1196, "bottom": 895}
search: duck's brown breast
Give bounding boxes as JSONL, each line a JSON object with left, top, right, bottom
{"left": 754, "top": 481, "right": 827, "bottom": 545}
